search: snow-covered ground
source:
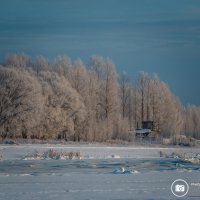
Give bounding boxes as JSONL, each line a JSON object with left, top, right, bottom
{"left": 0, "top": 144, "right": 200, "bottom": 199}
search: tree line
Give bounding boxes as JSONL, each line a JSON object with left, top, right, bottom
{"left": 0, "top": 54, "right": 199, "bottom": 142}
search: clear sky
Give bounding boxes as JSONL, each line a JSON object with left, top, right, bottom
{"left": 0, "top": 0, "right": 200, "bottom": 105}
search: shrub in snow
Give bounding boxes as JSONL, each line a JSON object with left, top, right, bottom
{"left": 159, "top": 151, "right": 168, "bottom": 158}
{"left": 159, "top": 151, "right": 185, "bottom": 159}
{"left": 110, "top": 155, "right": 121, "bottom": 159}
{"left": 24, "top": 149, "right": 81, "bottom": 160}
{"left": 159, "top": 151, "right": 200, "bottom": 164}
{"left": 24, "top": 150, "right": 42, "bottom": 160}
{"left": 3, "top": 140, "right": 18, "bottom": 145}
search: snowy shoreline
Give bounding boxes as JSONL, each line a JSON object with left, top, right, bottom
{"left": 1, "top": 143, "right": 200, "bottom": 161}
{"left": 1, "top": 144, "right": 200, "bottom": 199}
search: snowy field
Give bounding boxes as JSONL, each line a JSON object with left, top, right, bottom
{"left": 0, "top": 144, "right": 200, "bottom": 200}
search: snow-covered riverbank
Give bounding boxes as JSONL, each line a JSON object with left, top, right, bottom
{"left": 0, "top": 144, "right": 200, "bottom": 199}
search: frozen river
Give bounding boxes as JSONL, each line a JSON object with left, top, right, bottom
{"left": 0, "top": 144, "right": 200, "bottom": 199}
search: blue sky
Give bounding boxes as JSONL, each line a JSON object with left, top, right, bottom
{"left": 0, "top": 0, "right": 200, "bottom": 105}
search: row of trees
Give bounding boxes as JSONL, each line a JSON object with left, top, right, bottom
{"left": 0, "top": 54, "right": 199, "bottom": 141}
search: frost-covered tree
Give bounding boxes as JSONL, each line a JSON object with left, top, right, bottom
{"left": 119, "top": 72, "right": 130, "bottom": 119}
{"left": 1, "top": 53, "right": 200, "bottom": 142}
{"left": 90, "top": 56, "right": 122, "bottom": 141}
{"left": 136, "top": 71, "right": 149, "bottom": 123}
{"left": 38, "top": 71, "right": 86, "bottom": 140}
{"left": 0, "top": 66, "right": 42, "bottom": 138}
{"left": 4, "top": 53, "right": 30, "bottom": 69}
{"left": 52, "top": 56, "right": 72, "bottom": 77}
{"left": 185, "top": 105, "right": 200, "bottom": 139}
{"left": 33, "top": 55, "right": 49, "bottom": 73}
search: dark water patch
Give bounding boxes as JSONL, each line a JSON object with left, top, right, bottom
{"left": 0, "top": 158, "right": 199, "bottom": 175}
